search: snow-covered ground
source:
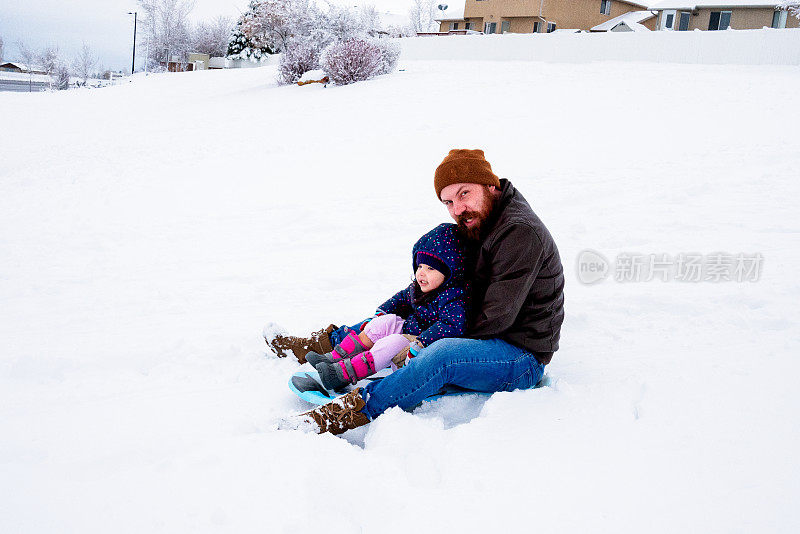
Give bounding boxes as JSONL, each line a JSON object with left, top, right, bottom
{"left": 1, "top": 33, "right": 799, "bottom": 533}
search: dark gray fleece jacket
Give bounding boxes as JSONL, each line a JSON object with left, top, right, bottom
{"left": 466, "top": 179, "right": 565, "bottom": 365}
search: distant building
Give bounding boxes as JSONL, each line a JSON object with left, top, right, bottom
{"left": 0, "top": 62, "right": 47, "bottom": 74}
{"left": 436, "top": 0, "right": 657, "bottom": 34}
{"left": 649, "top": 2, "right": 800, "bottom": 30}
{"left": 188, "top": 53, "right": 210, "bottom": 70}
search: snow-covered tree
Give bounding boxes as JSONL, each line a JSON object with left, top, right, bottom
{"left": 777, "top": 1, "right": 800, "bottom": 18}
{"left": 37, "top": 46, "right": 61, "bottom": 89}
{"left": 37, "top": 46, "right": 74, "bottom": 90}
{"left": 322, "top": 3, "right": 366, "bottom": 42}
{"left": 38, "top": 46, "right": 59, "bottom": 76}
{"left": 192, "top": 16, "right": 233, "bottom": 57}
{"left": 240, "top": 0, "right": 320, "bottom": 54}
{"left": 358, "top": 5, "right": 382, "bottom": 36}
{"left": 16, "top": 41, "right": 37, "bottom": 91}
{"left": 137, "top": 0, "right": 194, "bottom": 68}
{"left": 72, "top": 44, "right": 97, "bottom": 86}
{"left": 408, "top": 0, "right": 438, "bottom": 33}
{"left": 0, "top": 36, "right": 4, "bottom": 63}
{"left": 227, "top": 5, "right": 274, "bottom": 60}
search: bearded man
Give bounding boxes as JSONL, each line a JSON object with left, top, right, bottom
{"left": 280, "top": 149, "right": 565, "bottom": 435}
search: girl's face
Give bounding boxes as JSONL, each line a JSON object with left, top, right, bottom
{"left": 416, "top": 263, "right": 446, "bottom": 293}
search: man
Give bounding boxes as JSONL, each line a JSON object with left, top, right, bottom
{"left": 282, "top": 149, "right": 565, "bottom": 435}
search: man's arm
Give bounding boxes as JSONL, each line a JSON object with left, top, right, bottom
{"left": 469, "top": 223, "right": 544, "bottom": 338}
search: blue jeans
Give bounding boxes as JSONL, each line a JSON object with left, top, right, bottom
{"left": 360, "top": 337, "right": 545, "bottom": 420}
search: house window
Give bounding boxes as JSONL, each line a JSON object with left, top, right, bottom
{"left": 450, "top": 22, "right": 459, "bottom": 31}
{"left": 601, "top": 0, "right": 612, "bottom": 15}
{"left": 709, "top": 11, "right": 732, "bottom": 30}
{"left": 533, "top": 21, "right": 540, "bottom": 33}
{"left": 501, "top": 21, "right": 510, "bottom": 33}
{"left": 484, "top": 22, "right": 497, "bottom": 34}
{"left": 465, "top": 22, "right": 473, "bottom": 30}
{"left": 772, "top": 10, "right": 788, "bottom": 29}
{"left": 547, "top": 22, "right": 557, "bottom": 32}
{"left": 678, "top": 11, "right": 690, "bottom": 30}
{"left": 661, "top": 10, "right": 676, "bottom": 29}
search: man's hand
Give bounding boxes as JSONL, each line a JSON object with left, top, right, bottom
{"left": 392, "top": 346, "right": 411, "bottom": 367}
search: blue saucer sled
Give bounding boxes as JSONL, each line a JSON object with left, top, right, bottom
{"left": 288, "top": 370, "right": 339, "bottom": 405}
{"left": 289, "top": 369, "right": 512, "bottom": 406}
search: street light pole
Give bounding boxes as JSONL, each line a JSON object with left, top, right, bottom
{"left": 128, "top": 11, "right": 137, "bottom": 74}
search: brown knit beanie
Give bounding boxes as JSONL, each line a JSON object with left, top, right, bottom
{"left": 434, "top": 149, "right": 500, "bottom": 199}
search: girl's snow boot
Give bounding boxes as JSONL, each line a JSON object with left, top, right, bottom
{"left": 315, "top": 351, "right": 377, "bottom": 391}
{"left": 306, "top": 331, "right": 368, "bottom": 367}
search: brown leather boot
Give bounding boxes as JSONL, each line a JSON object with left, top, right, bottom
{"left": 265, "top": 324, "right": 336, "bottom": 364}
{"left": 296, "top": 387, "right": 369, "bottom": 435}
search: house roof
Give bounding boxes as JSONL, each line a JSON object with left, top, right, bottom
{"left": 612, "top": 20, "right": 654, "bottom": 30}
{"left": 0, "top": 62, "right": 47, "bottom": 73}
{"left": 434, "top": 1, "right": 466, "bottom": 21}
{"left": 591, "top": 10, "right": 657, "bottom": 30}
{"left": 647, "top": 1, "right": 789, "bottom": 8}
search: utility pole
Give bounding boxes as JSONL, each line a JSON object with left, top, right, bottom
{"left": 128, "top": 11, "right": 137, "bottom": 74}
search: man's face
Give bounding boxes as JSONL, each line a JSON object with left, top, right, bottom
{"left": 440, "top": 183, "right": 497, "bottom": 240}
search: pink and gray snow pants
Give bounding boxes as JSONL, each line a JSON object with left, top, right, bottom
{"left": 361, "top": 314, "right": 412, "bottom": 372}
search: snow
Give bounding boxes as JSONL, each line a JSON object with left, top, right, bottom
{"left": 2, "top": 31, "right": 800, "bottom": 533}
{"left": 648, "top": 0, "right": 789, "bottom": 7}
{"left": 298, "top": 69, "right": 328, "bottom": 82}
{"left": 0, "top": 71, "right": 52, "bottom": 83}
{"left": 400, "top": 28, "right": 800, "bottom": 64}
{"left": 592, "top": 10, "right": 657, "bottom": 31}
{"left": 613, "top": 20, "right": 654, "bottom": 31}
{"left": 434, "top": 2, "right": 466, "bottom": 22}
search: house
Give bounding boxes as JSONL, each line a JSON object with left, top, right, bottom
{"left": 0, "top": 62, "right": 47, "bottom": 75}
{"left": 188, "top": 53, "right": 211, "bottom": 70}
{"left": 434, "top": 3, "right": 471, "bottom": 31}
{"left": 436, "top": 0, "right": 658, "bottom": 34}
{"left": 591, "top": 10, "right": 657, "bottom": 31}
{"left": 648, "top": 2, "right": 800, "bottom": 30}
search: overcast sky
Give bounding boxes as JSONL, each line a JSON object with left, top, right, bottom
{"left": 0, "top": 0, "right": 416, "bottom": 72}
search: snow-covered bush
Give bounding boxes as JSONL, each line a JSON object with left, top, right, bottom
{"left": 373, "top": 39, "right": 400, "bottom": 76}
{"left": 277, "top": 38, "right": 320, "bottom": 84}
{"left": 54, "top": 64, "right": 70, "bottom": 90}
{"left": 785, "top": 2, "right": 800, "bottom": 18}
{"left": 320, "top": 38, "right": 382, "bottom": 85}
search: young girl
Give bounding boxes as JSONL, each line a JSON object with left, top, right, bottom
{"left": 307, "top": 223, "right": 469, "bottom": 391}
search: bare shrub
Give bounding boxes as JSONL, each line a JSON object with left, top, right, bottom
{"left": 278, "top": 39, "right": 320, "bottom": 84}
{"left": 320, "top": 38, "right": 381, "bottom": 86}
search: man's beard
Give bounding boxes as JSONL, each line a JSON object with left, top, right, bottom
{"left": 456, "top": 187, "right": 496, "bottom": 241}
